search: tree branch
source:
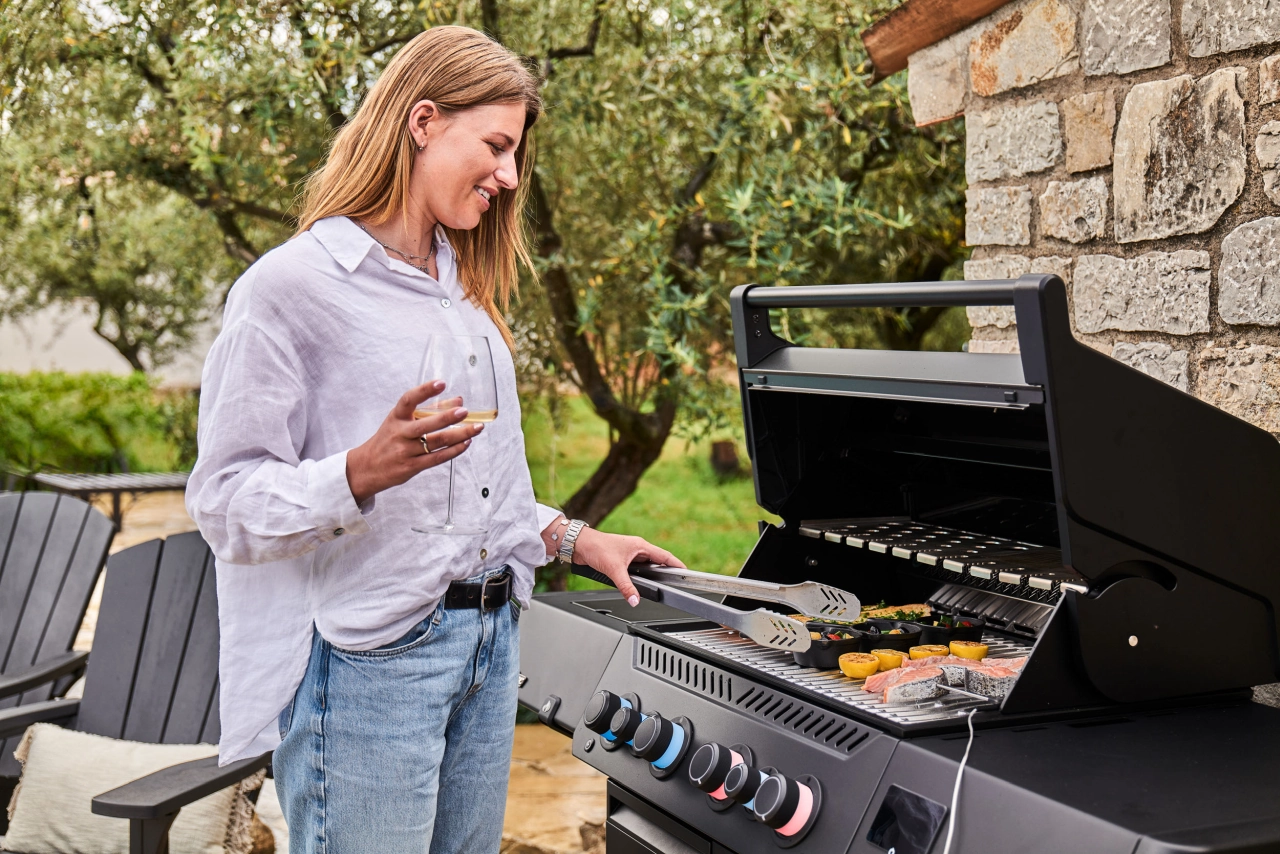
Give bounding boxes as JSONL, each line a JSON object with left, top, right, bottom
{"left": 547, "top": 4, "right": 606, "bottom": 59}
{"left": 479, "top": 0, "right": 503, "bottom": 45}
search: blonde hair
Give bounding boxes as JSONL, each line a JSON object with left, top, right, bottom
{"left": 295, "top": 26, "right": 541, "bottom": 347}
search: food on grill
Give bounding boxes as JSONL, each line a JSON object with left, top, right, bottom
{"left": 949, "top": 640, "right": 989, "bottom": 660}
{"left": 838, "top": 652, "right": 881, "bottom": 679}
{"left": 870, "top": 649, "right": 905, "bottom": 670}
{"left": 792, "top": 624, "right": 865, "bottom": 669}
{"left": 966, "top": 664, "right": 1020, "bottom": 699}
{"left": 881, "top": 666, "right": 943, "bottom": 704}
{"left": 909, "top": 644, "right": 949, "bottom": 660}
{"left": 861, "top": 620, "right": 923, "bottom": 652}
{"left": 920, "top": 614, "right": 987, "bottom": 645}
{"left": 860, "top": 601, "right": 932, "bottom": 621}
{"left": 936, "top": 655, "right": 992, "bottom": 686}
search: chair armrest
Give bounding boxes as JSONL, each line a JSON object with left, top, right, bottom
{"left": 92, "top": 753, "right": 272, "bottom": 820}
{"left": 0, "top": 650, "right": 89, "bottom": 700}
{"left": 0, "top": 698, "right": 80, "bottom": 740}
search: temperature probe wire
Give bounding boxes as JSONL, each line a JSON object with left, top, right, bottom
{"left": 942, "top": 708, "right": 977, "bottom": 854}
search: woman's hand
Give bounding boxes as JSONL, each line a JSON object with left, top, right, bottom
{"left": 345, "top": 381, "right": 481, "bottom": 505}
{"left": 571, "top": 527, "right": 686, "bottom": 607}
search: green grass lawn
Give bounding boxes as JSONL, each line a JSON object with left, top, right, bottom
{"left": 521, "top": 395, "right": 776, "bottom": 587}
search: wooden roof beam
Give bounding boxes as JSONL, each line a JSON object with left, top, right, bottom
{"left": 861, "top": 0, "right": 1016, "bottom": 82}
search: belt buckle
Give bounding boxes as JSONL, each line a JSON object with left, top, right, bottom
{"left": 481, "top": 572, "right": 509, "bottom": 611}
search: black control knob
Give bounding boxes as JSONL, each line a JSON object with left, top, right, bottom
{"left": 752, "top": 772, "right": 818, "bottom": 836}
{"left": 583, "top": 690, "right": 624, "bottom": 735}
{"left": 632, "top": 714, "right": 679, "bottom": 762}
{"left": 609, "top": 706, "right": 644, "bottom": 744}
{"left": 689, "top": 743, "right": 737, "bottom": 794}
{"left": 723, "top": 762, "right": 765, "bottom": 805}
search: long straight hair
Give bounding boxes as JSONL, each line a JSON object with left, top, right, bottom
{"left": 295, "top": 26, "right": 541, "bottom": 347}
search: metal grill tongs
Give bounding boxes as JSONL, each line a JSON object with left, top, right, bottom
{"left": 574, "top": 564, "right": 862, "bottom": 653}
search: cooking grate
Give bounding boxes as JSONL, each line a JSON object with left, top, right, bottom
{"left": 666, "top": 625, "right": 1035, "bottom": 726}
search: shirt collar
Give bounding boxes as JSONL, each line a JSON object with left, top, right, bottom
{"left": 311, "top": 216, "right": 454, "bottom": 275}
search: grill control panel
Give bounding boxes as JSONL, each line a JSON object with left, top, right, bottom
{"left": 574, "top": 636, "right": 899, "bottom": 854}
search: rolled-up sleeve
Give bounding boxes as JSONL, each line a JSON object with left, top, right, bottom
{"left": 186, "top": 318, "right": 373, "bottom": 566}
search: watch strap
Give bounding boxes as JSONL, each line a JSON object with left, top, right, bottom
{"left": 558, "top": 519, "right": 590, "bottom": 564}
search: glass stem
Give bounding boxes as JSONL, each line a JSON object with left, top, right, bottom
{"left": 445, "top": 458, "right": 456, "bottom": 528}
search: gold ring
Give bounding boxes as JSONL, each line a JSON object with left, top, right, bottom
{"left": 421, "top": 435, "right": 431, "bottom": 454}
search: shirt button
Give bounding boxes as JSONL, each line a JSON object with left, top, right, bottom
{"left": 482, "top": 487, "right": 490, "bottom": 498}
{"left": 333, "top": 528, "right": 345, "bottom": 536}
{"left": 480, "top": 548, "right": 488, "bottom": 560}
{"left": 441, "top": 298, "right": 451, "bottom": 308}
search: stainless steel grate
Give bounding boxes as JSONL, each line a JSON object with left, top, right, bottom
{"left": 667, "top": 626, "right": 1036, "bottom": 726}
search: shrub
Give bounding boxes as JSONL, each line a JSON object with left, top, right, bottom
{"left": 0, "top": 372, "right": 195, "bottom": 476}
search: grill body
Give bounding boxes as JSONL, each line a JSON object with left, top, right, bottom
{"left": 518, "top": 277, "right": 1280, "bottom": 853}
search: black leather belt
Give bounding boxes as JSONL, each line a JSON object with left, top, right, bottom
{"left": 444, "top": 569, "right": 513, "bottom": 611}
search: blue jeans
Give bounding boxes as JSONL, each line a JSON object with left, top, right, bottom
{"left": 273, "top": 567, "right": 521, "bottom": 854}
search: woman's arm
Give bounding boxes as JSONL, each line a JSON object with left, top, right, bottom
{"left": 187, "top": 322, "right": 476, "bottom": 565}
{"left": 539, "top": 516, "right": 686, "bottom": 606}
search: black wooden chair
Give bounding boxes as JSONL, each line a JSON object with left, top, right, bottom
{"left": 0, "top": 492, "right": 114, "bottom": 794}
{"left": 0, "top": 531, "right": 271, "bottom": 854}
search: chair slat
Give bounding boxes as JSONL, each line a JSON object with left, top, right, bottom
{"left": 0, "top": 494, "right": 22, "bottom": 585}
{"left": 6, "top": 497, "right": 92, "bottom": 676}
{"left": 0, "top": 493, "right": 59, "bottom": 665}
{"left": 199, "top": 682, "right": 221, "bottom": 745}
{"left": 123, "top": 532, "right": 212, "bottom": 742}
{"left": 163, "top": 548, "right": 220, "bottom": 743}
{"left": 77, "top": 539, "right": 162, "bottom": 739}
{"left": 39, "top": 505, "right": 113, "bottom": 664}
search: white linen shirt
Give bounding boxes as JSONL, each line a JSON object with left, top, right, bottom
{"left": 187, "top": 216, "right": 562, "bottom": 764}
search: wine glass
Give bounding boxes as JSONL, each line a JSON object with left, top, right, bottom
{"left": 411, "top": 334, "right": 498, "bottom": 536}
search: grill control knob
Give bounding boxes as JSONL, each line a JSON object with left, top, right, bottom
{"left": 688, "top": 743, "right": 743, "bottom": 797}
{"left": 609, "top": 707, "right": 645, "bottom": 745}
{"left": 583, "top": 691, "right": 625, "bottom": 736}
{"left": 752, "top": 772, "right": 821, "bottom": 840}
{"left": 723, "top": 761, "right": 765, "bottom": 806}
{"left": 631, "top": 714, "right": 688, "bottom": 770}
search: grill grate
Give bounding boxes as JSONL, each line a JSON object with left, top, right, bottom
{"left": 667, "top": 626, "right": 1035, "bottom": 727}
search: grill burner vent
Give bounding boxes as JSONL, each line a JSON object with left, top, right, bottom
{"left": 733, "top": 685, "right": 870, "bottom": 754}
{"left": 636, "top": 641, "right": 734, "bottom": 701}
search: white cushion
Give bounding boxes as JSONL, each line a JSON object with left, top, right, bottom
{"left": 3, "top": 724, "right": 263, "bottom": 854}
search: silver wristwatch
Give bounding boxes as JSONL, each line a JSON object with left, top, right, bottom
{"left": 557, "top": 519, "right": 590, "bottom": 564}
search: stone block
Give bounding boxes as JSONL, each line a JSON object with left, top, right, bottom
{"left": 1074, "top": 251, "right": 1211, "bottom": 334}
{"left": 1256, "top": 122, "right": 1280, "bottom": 207}
{"left": 964, "top": 254, "right": 1074, "bottom": 328}
{"left": 966, "top": 186, "right": 1032, "bottom": 246}
{"left": 1081, "top": 0, "right": 1171, "bottom": 76}
{"left": 1111, "top": 342, "right": 1190, "bottom": 392}
{"left": 907, "top": 26, "right": 972, "bottom": 127}
{"left": 1113, "top": 69, "right": 1247, "bottom": 244}
{"left": 968, "top": 0, "right": 1078, "bottom": 97}
{"left": 1198, "top": 344, "right": 1280, "bottom": 432}
{"left": 1263, "top": 55, "right": 1280, "bottom": 106}
{"left": 1183, "top": 0, "right": 1280, "bottom": 58}
{"left": 1219, "top": 217, "right": 1280, "bottom": 326}
{"left": 966, "top": 101, "right": 1062, "bottom": 184}
{"left": 1039, "top": 177, "right": 1108, "bottom": 243}
{"left": 969, "top": 337, "right": 1021, "bottom": 354}
{"left": 1062, "top": 90, "right": 1116, "bottom": 174}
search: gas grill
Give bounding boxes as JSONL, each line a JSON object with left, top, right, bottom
{"left": 518, "top": 275, "right": 1280, "bottom": 854}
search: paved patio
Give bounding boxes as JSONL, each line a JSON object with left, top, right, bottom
{"left": 74, "top": 491, "right": 605, "bottom": 853}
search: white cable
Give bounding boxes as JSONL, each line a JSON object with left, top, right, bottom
{"left": 942, "top": 709, "right": 977, "bottom": 854}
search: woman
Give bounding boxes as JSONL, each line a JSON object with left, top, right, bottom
{"left": 186, "top": 26, "right": 683, "bottom": 853}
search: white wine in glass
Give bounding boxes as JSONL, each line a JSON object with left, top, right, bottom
{"left": 412, "top": 334, "right": 498, "bottom": 536}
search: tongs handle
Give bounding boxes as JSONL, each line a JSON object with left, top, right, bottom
{"left": 569, "top": 564, "right": 811, "bottom": 652}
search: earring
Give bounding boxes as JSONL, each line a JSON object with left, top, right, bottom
{"left": 416, "top": 142, "right": 424, "bottom": 152}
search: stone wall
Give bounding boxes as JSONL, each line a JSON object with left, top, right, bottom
{"left": 906, "top": 0, "right": 1280, "bottom": 434}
